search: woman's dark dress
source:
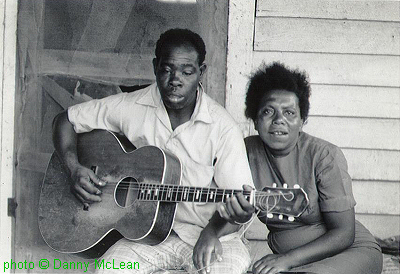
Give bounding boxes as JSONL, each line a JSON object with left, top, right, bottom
{"left": 245, "top": 133, "right": 382, "bottom": 274}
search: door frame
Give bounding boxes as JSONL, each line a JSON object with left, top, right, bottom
{"left": 0, "top": 0, "right": 18, "bottom": 267}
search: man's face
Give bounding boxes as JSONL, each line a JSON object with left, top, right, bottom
{"left": 153, "top": 43, "right": 206, "bottom": 111}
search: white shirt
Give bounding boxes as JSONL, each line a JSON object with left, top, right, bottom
{"left": 68, "top": 83, "right": 254, "bottom": 245}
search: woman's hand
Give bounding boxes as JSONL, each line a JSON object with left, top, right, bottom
{"left": 69, "top": 163, "right": 106, "bottom": 205}
{"left": 193, "top": 227, "right": 223, "bottom": 274}
{"left": 252, "top": 254, "right": 292, "bottom": 274}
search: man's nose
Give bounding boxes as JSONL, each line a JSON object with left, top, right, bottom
{"left": 168, "top": 71, "right": 182, "bottom": 87}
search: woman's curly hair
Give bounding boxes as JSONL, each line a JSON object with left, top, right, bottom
{"left": 245, "top": 62, "right": 311, "bottom": 122}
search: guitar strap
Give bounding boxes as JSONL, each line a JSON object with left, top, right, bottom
{"left": 262, "top": 142, "right": 286, "bottom": 187}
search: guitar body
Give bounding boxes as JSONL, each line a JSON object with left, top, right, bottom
{"left": 38, "top": 130, "right": 181, "bottom": 258}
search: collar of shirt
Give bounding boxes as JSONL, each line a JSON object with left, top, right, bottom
{"left": 136, "top": 83, "right": 213, "bottom": 127}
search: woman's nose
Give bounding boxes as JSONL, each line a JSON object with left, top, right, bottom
{"left": 272, "top": 112, "right": 284, "bottom": 124}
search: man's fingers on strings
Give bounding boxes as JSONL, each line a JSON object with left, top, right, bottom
{"left": 88, "top": 171, "right": 106, "bottom": 187}
{"left": 74, "top": 185, "right": 102, "bottom": 202}
{"left": 80, "top": 179, "right": 102, "bottom": 195}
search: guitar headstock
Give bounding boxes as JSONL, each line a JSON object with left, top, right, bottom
{"left": 255, "top": 184, "right": 309, "bottom": 221}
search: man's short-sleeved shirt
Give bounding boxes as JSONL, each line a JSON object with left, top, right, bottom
{"left": 68, "top": 83, "right": 254, "bottom": 245}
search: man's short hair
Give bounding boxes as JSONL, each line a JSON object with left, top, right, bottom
{"left": 155, "top": 28, "right": 206, "bottom": 65}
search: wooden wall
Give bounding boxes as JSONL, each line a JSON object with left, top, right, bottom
{"left": 227, "top": 0, "right": 400, "bottom": 239}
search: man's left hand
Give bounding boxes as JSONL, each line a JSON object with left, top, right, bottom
{"left": 218, "top": 184, "right": 255, "bottom": 224}
{"left": 193, "top": 228, "right": 222, "bottom": 274}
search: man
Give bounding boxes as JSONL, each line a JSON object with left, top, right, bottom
{"left": 52, "top": 29, "right": 254, "bottom": 274}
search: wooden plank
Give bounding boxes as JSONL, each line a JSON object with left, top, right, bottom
{"left": 39, "top": 49, "right": 155, "bottom": 85}
{"left": 343, "top": 149, "right": 400, "bottom": 181}
{"left": 356, "top": 213, "right": 400, "bottom": 239}
{"left": 303, "top": 117, "right": 400, "bottom": 150}
{"left": 252, "top": 51, "right": 400, "bottom": 87}
{"left": 255, "top": 17, "right": 400, "bottom": 55}
{"left": 225, "top": 0, "right": 256, "bottom": 123}
{"left": 353, "top": 180, "right": 400, "bottom": 215}
{"left": 1, "top": 0, "right": 18, "bottom": 265}
{"left": 197, "top": 0, "right": 228, "bottom": 105}
{"left": 18, "top": 151, "right": 52, "bottom": 173}
{"left": 41, "top": 76, "right": 86, "bottom": 109}
{"left": 309, "top": 85, "right": 400, "bottom": 119}
{"left": 256, "top": 0, "right": 400, "bottom": 22}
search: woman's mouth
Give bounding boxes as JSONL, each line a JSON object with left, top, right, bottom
{"left": 269, "top": 131, "right": 288, "bottom": 136}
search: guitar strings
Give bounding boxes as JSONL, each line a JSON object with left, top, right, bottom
{"left": 96, "top": 185, "right": 295, "bottom": 199}
{"left": 97, "top": 188, "right": 295, "bottom": 207}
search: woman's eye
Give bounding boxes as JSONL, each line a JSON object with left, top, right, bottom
{"left": 285, "top": 110, "right": 295, "bottom": 116}
{"left": 259, "top": 108, "right": 273, "bottom": 116}
{"left": 265, "top": 109, "right": 273, "bottom": 114}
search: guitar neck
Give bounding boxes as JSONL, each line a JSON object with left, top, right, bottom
{"left": 137, "top": 183, "right": 253, "bottom": 204}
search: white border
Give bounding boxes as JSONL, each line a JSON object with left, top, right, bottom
{"left": 0, "top": 0, "right": 17, "bottom": 269}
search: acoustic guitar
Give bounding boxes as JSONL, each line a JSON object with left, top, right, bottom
{"left": 38, "top": 130, "right": 309, "bottom": 258}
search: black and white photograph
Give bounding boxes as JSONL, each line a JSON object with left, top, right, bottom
{"left": 0, "top": 1, "right": 399, "bottom": 273}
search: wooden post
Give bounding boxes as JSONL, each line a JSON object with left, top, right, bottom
{"left": 226, "top": 0, "right": 256, "bottom": 134}
{"left": 0, "top": 0, "right": 18, "bottom": 268}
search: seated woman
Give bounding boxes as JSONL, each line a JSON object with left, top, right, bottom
{"left": 221, "top": 62, "right": 383, "bottom": 274}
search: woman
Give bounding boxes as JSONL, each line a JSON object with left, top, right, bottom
{"left": 222, "top": 62, "right": 383, "bottom": 274}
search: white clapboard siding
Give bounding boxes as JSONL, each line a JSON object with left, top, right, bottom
{"left": 356, "top": 214, "right": 400, "bottom": 239}
{"left": 353, "top": 180, "right": 400, "bottom": 215}
{"left": 257, "top": 0, "right": 400, "bottom": 22}
{"left": 255, "top": 18, "right": 400, "bottom": 55}
{"left": 39, "top": 49, "right": 155, "bottom": 84}
{"left": 252, "top": 51, "right": 400, "bottom": 88}
{"left": 342, "top": 149, "right": 400, "bottom": 181}
{"left": 309, "top": 85, "right": 400, "bottom": 119}
{"left": 303, "top": 117, "right": 400, "bottom": 150}
{"left": 228, "top": 0, "right": 400, "bottom": 239}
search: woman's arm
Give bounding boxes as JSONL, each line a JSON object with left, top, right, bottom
{"left": 252, "top": 208, "right": 355, "bottom": 274}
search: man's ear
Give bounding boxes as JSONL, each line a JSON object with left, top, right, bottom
{"left": 199, "top": 63, "right": 207, "bottom": 78}
{"left": 152, "top": 58, "right": 158, "bottom": 76}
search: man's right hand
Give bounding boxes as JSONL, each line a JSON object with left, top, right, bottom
{"left": 69, "top": 164, "right": 106, "bottom": 204}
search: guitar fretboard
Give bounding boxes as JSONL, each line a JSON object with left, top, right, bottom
{"left": 137, "top": 183, "right": 252, "bottom": 204}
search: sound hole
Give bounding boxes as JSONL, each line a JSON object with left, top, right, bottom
{"left": 115, "top": 177, "right": 139, "bottom": 208}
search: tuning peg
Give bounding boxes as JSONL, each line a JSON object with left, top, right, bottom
{"left": 272, "top": 183, "right": 277, "bottom": 188}
{"left": 283, "top": 183, "right": 288, "bottom": 188}
{"left": 293, "top": 184, "right": 300, "bottom": 189}
{"left": 288, "top": 216, "right": 295, "bottom": 222}
{"left": 278, "top": 214, "right": 283, "bottom": 220}
{"left": 267, "top": 213, "right": 274, "bottom": 218}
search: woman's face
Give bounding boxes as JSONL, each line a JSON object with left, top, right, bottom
{"left": 255, "top": 89, "right": 303, "bottom": 157}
